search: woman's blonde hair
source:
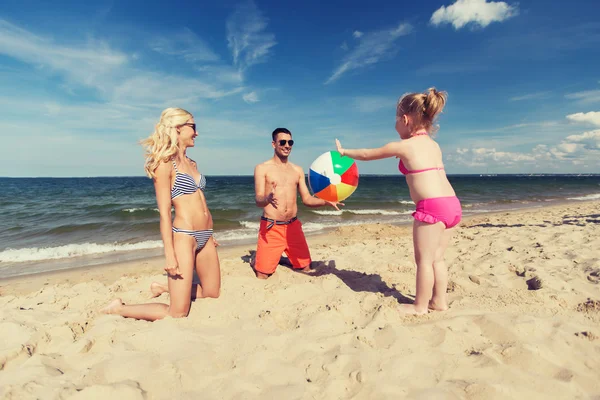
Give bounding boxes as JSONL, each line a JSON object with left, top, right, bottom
{"left": 141, "top": 107, "right": 193, "bottom": 178}
{"left": 397, "top": 87, "right": 447, "bottom": 134}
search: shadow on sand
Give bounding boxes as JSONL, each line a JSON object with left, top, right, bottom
{"left": 241, "top": 250, "right": 414, "bottom": 304}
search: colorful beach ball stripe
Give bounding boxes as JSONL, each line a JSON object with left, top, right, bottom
{"left": 308, "top": 151, "right": 359, "bottom": 202}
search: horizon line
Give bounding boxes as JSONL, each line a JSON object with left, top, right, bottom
{"left": 1, "top": 173, "right": 599, "bottom": 179}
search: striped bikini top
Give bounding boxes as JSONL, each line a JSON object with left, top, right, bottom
{"left": 171, "top": 158, "right": 206, "bottom": 200}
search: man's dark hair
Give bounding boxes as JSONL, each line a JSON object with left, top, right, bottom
{"left": 272, "top": 127, "right": 291, "bottom": 141}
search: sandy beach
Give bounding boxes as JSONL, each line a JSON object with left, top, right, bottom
{"left": 1, "top": 201, "right": 599, "bottom": 399}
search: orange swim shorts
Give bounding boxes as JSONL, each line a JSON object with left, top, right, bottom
{"left": 254, "top": 217, "right": 312, "bottom": 275}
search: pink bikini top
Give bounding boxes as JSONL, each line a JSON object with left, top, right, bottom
{"left": 398, "top": 132, "right": 445, "bottom": 175}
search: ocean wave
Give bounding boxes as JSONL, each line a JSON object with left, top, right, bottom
{"left": 301, "top": 218, "right": 412, "bottom": 232}
{"left": 239, "top": 221, "right": 260, "bottom": 229}
{"left": 217, "top": 229, "right": 258, "bottom": 241}
{"left": 467, "top": 209, "right": 496, "bottom": 213}
{"left": 568, "top": 193, "right": 600, "bottom": 201}
{"left": 231, "top": 215, "right": 412, "bottom": 237}
{"left": 310, "top": 210, "right": 343, "bottom": 216}
{"left": 398, "top": 200, "right": 415, "bottom": 205}
{"left": 311, "top": 209, "right": 410, "bottom": 216}
{"left": 121, "top": 207, "right": 158, "bottom": 214}
{"left": 45, "top": 222, "right": 107, "bottom": 235}
{"left": 347, "top": 209, "right": 411, "bottom": 216}
{"left": 83, "top": 203, "right": 125, "bottom": 211}
{"left": 0, "top": 241, "right": 163, "bottom": 263}
{"left": 122, "top": 207, "right": 159, "bottom": 213}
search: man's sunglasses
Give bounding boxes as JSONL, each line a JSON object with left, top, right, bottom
{"left": 277, "top": 139, "right": 294, "bottom": 146}
{"left": 180, "top": 123, "right": 196, "bottom": 131}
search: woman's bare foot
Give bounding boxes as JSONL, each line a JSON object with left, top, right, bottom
{"left": 99, "top": 298, "right": 124, "bottom": 314}
{"left": 150, "top": 282, "right": 168, "bottom": 298}
{"left": 399, "top": 303, "right": 428, "bottom": 315}
{"left": 428, "top": 299, "right": 449, "bottom": 312}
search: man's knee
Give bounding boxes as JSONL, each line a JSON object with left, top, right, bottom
{"left": 255, "top": 270, "right": 271, "bottom": 279}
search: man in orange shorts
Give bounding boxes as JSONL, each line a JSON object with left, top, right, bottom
{"left": 252, "top": 128, "right": 343, "bottom": 279}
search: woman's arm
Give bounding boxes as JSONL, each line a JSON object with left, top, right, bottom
{"left": 336, "top": 139, "right": 405, "bottom": 161}
{"left": 153, "top": 162, "right": 178, "bottom": 269}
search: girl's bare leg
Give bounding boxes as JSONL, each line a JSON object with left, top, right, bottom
{"left": 399, "top": 220, "right": 444, "bottom": 315}
{"left": 429, "top": 228, "right": 455, "bottom": 311}
{"left": 100, "top": 234, "right": 196, "bottom": 321}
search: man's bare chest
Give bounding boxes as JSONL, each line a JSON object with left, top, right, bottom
{"left": 266, "top": 170, "right": 298, "bottom": 189}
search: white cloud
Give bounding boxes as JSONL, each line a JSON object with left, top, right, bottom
{"left": 0, "top": 19, "right": 246, "bottom": 107}
{"left": 455, "top": 147, "right": 537, "bottom": 165}
{"left": 459, "top": 120, "right": 561, "bottom": 135}
{"left": 0, "top": 19, "right": 127, "bottom": 89}
{"left": 243, "top": 91, "right": 260, "bottom": 103}
{"left": 353, "top": 96, "right": 392, "bottom": 113}
{"left": 196, "top": 65, "right": 244, "bottom": 85}
{"left": 566, "top": 111, "right": 600, "bottom": 127}
{"left": 353, "top": 30, "right": 364, "bottom": 39}
{"left": 150, "top": 28, "right": 220, "bottom": 63}
{"left": 565, "top": 89, "right": 600, "bottom": 104}
{"left": 112, "top": 73, "right": 244, "bottom": 106}
{"left": 340, "top": 41, "right": 349, "bottom": 51}
{"left": 416, "top": 62, "right": 491, "bottom": 76}
{"left": 431, "top": 0, "right": 518, "bottom": 30}
{"left": 325, "top": 22, "right": 412, "bottom": 84}
{"left": 509, "top": 91, "right": 551, "bottom": 101}
{"left": 0, "top": 94, "right": 274, "bottom": 177}
{"left": 566, "top": 130, "right": 600, "bottom": 150}
{"left": 450, "top": 129, "right": 600, "bottom": 170}
{"left": 0, "top": 17, "right": 279, "bottom": 177}
{"left": 226, "top": 1, "right": 277, "bottom": 71}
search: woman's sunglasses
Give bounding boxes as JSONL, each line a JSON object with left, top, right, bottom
{"left": 277, "top": 139, "right": 294, "bottom": 146}
{"left": 180, "top": 123, "right": 197, "bottom": 131}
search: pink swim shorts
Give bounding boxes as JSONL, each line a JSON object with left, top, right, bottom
{"left": 413, "top": 196, "right": 462, "bottom": 228}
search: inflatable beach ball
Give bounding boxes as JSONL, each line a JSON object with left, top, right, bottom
{"left": 308, "top": 151, "right": 359, "bottom": 202}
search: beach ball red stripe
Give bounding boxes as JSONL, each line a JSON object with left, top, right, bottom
{"left": 340, "top": 163, "right": 359, "bottom": 186}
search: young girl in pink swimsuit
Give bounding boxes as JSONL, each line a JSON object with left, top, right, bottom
{"left": 335, "top": 87, "right": 461, "bottom": 315}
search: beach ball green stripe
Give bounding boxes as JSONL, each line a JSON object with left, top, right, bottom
{"left": 331, "top": 151, "right": 354, "bottom": 175}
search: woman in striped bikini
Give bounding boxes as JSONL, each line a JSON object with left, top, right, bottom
{"left": 100, "top": 108, "right": 220, "bottom": 320}
{"left": 335, "top": 88, "right": 461, "bottom": 315}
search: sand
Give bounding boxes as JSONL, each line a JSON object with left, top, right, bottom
{"left": 1, "top": 201, "right": 599, "bottom": 399}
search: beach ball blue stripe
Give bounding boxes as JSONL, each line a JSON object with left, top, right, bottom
{"left": 309, "top": 168, "right": 330, "bottom": 194}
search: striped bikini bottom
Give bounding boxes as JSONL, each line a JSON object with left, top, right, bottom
{"left": 172, "top": 227, "right": 213, "bottom": 252}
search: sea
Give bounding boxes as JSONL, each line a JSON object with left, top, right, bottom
{"left": 1, "top": 174, "right": 599, "bottom": 279}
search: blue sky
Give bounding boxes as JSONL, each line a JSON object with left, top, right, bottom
{"left": 0, "top": 0, "right": 599, "bottom": 177}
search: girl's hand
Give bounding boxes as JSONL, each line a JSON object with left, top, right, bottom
{"left": 325, "top": 200, "right": 344, "bottom": 211}
{"left": 335, "top": 139, "right": 345, "bottom": 156}
{"left": 213, "top": 237, "right": 220, "bottom": 247}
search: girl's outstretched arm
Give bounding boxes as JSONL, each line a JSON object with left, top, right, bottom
{"left": 336, "top": 139, "right": 405, "bottom": 161}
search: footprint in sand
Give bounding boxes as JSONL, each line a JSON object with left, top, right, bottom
{"left": 373, "top": 324, "right": 396, "bottom": 349}
{"left": 0, "top": 323, "right": 51, "bottom": 371}
{"left": 586, "top": 269, "right": 600, "bottom": 284}
{"left": 66, "top": 382, "right": 145, "bottom": 400}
